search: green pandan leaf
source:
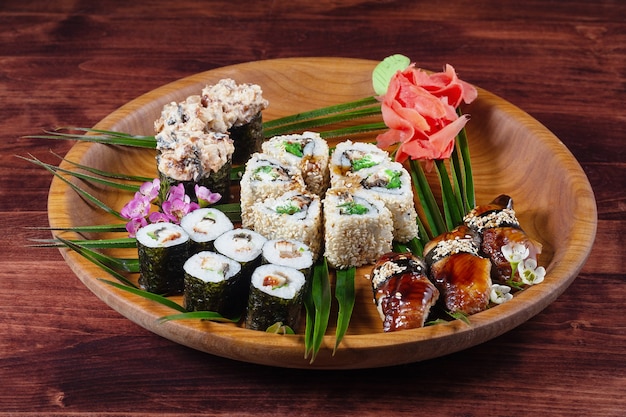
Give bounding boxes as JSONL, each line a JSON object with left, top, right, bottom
{"left": 372, "top": 54, "right": 411, "bottom": 96}
{"left": 158, "top": 311, "right": 238, "bottom": 323}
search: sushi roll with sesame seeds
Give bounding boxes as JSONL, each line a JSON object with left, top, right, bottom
{"left": 249, "top": 190, "right": 323, "bottom": 259}
{"left": 200, "top": 79, "right": 269, "bottom": 164}
{"left": 323, "top": 188, "right": 394, "bottom": 269}
{"left": 180, "top": 208, "right": 234, "bottom": 254}
{"left": 136, "top": 222, "right": 190, "bottom": 295}
{"left": 182, "top": 251, "right": 245, "bottom": 318}
{"left": 357, "top": 161, "right": 419, "bottom": 243}
{"left": 261, "top": 131, "right": 330, "bottom": 196}
{"left": 329, "top": 140, "right": 391, "bottom": 188}
{"left": 245, "top": 264, "right": 307, "bottom": 332}
{"left": 239, "top": 153, "right": 306, "bottom": 228}
{"left": 213, "top": 228, "right": 267, "bottom": 282}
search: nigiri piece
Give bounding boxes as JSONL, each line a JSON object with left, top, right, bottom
{"left": 371, "top": 252, "right": 439, "bottom": 332}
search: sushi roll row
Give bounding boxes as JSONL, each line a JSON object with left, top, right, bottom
{"left": 323, "top": 141, "right": 419, "bottom": 269}
{"left": 153, "top": 78, "right": 269, "bottom": 202}
{"left": 136, "top": 212, "right": 312, "bottom": 332}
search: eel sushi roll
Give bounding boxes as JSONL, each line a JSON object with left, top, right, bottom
{"left": 245, "top": 264, "right": 306, "bottom": 332}
{"left": 323, "top": 188, "right": 394, "bottom": 269}
{"left": 213, "top": 228, "right": 267, "bottom": 281}
{"left": 136, "top": 222, "right": 190, "bottom": 295}
{"left": 371, "top": 252, "right": 439, "bottom": 332}
{"left": 357, "top": 161, "right": 419, "bottom": 243}
{"left": 463, "top": 194, "right": 543, "bottom": 284}
{"left": 262, "top": 239, "right": 314, "bottom": 279}
{"left": 261, "top": 131, "right": 330, "bottom": 196}
{"left": 250, "top": 190, "right": 323, "bottom": 259}
{"left": 156, "top": 130, "right": 234, "bottom": 202}
{"left": 180, "top": 208, "right": 234, "bottom": 254}
{"left": 329, "top": 140, "right": 391, "bottom": 188}
{"left": 239, "top": 153, "right": 306, "bottom": 228}
{"left": 183, "top": 251, "right": 245, "bottom": 318}
{"left": 200, "top": 79, "right": 269, "bottom": 164}
{"left": 423, "top": 225, "right": 492, "bottom": 315}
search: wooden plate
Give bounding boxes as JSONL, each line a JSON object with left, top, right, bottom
{"left": 48, "top": 57, "right": 597, "bottom": 369}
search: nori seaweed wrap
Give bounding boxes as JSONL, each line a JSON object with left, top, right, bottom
{"left": 136, "top": 222, "right": 190, "bottom": 295}
{"left": 183, "top": 251, "right": 246, "bottom": 318}
{"left": 229, "top": 111, "right": 264, "bottom": 165}
{"left": 245, "top": 264, "right": 306, "bottom": 332}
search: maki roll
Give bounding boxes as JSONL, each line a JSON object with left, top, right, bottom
{"left": 357, "top": 161, "right": 419, "bottom": 243}
{"left": 323, "top": 188, "right": 394, "bottom": 269}
{"left": 262, "top": 239, "right": 314, "bottom": 279}
{"left": 180, "top": 208, "right": 234, "bottom": 254}
{"left": 156, "top": 130, "right": 234, "bottom": 202}
{"left": 371, "top": 252, "right": 439, "bottom": 332}
{"left": 250, "top": 190, "right": 323, "bottom": 259}
{"left": 183, "top": 251, "right": 246, "bottom": 318}
{"left": 213, "top": 228, "right": 267, "bottom": 281}
{"left": 463, "top": 194, "right": 543, "bottom": 284}
{"left": 261, "top": 131, "right": 330, "bottom": 196}
{"left": 136, "top": 222, "right": 190, "bottom": 295}
{"left": 239, "top": 153, "right": 306, "bottom": 228}
{"left": 200, "top": 79, "right": 269, "bottom": 164}
{"left": 423, "top": 225, "right": 492, "bottom": 315}
{"left": 329, "top": 140, "right": 391, "bottom": 188}
{"left": 245, "top": 264, "right": 306, "bottom": 332}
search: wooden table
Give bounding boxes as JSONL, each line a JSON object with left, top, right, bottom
{"left": 2, "top": 1, "right": 624, "bottom": 415}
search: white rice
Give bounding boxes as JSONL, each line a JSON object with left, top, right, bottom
{"left": 250, "top": 264, "right": 306, "bottom": 300}
{"left": 213, "top": 228, "right": 267, "bottom": 263}
{"left": 135, "top": 222, "right": 189, "bottom": 248}
{"left": 180, "top": 208, "right": 234, "bottom": 243}
{"left": 183, "top": 251, "right": 241, "bottom": 283}
{"left": 262, "top": 239, "right": 313, "bottom": 270}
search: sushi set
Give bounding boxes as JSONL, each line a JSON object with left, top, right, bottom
{"left": 47, "top": 58, "right": 596, "bottom": 369}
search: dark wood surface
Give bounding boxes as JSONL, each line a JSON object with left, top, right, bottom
{"left": 2, "top": 1, "right": 624, "bottom": 415}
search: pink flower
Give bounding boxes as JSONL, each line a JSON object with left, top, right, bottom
{"left": 139, "top": 178, "right": 160, "bottom": 201}
{"left": 125, "top": 216, "right": 148, "bottom": 237}
{"left": 120, "top": 193, "right": 152, "bottom": 220}
{"left": 194, "top": 184, "right": 221, "bottom": 208}
{"left": 376, "top": 63, "right": 477, "bottom": 169}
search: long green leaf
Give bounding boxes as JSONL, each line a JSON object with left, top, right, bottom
{"left": 158, "top": 311, "right": 238, "bottom": 323}
{"left": 24, "top": 127, "right": 157, "bottom": 148}
{"left": 23, "top": 154, "right": 123, "bottom": 219}
{"left": 334, "top": 267, "right": 356, "bottom": 354}
{"left": 409, "top": 159, "right": 446, "bottom": 238}
{"left": 99, "top": 279, "right": 186, "bottom": 312}
{"left": 55, "top": 236, "right": 138, "bottom": 272}
{"left": 57, "top": 237, "right": 137, "bottom": 287}
{"left": 263, "top": 96, "right": 379, "bottom": 129}
{"left": 51, "top": 151, "right": 154, "bottom": 183}
{"left": 435, "top": 160, "right": 464, "bottom": 230}
{"left": 306, "top": 257, "right": 331, "bottom": 363}
{"left": 28, "top": 223, "right": 128, "bottom": 233}
{"left": 456, "top": 121, "right": 475, "bottom": 210}
{"left": 318, "top": 122, "right": 387, "bottom": 140}
{"left": 30, "top": 237, "right": 137, "bottom": 251}
{"left": 263, "top": 106, "right": 382, "bottom": 138}
{"left": 31, "top": 158, "right": 139, "bottom": 192}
